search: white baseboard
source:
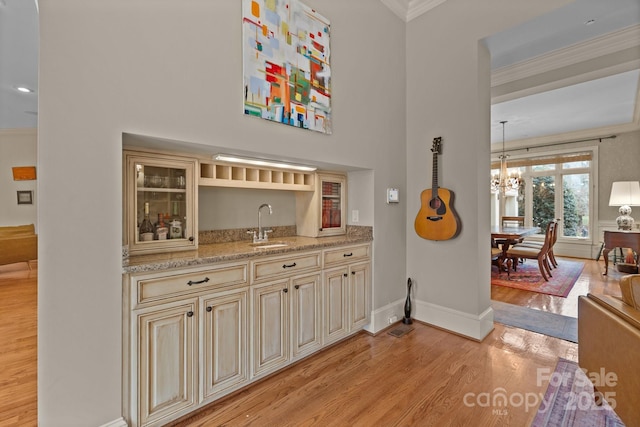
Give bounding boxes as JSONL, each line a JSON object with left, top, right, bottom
{"left": 99, "top": 417, "right": 128, "bottom": 427}
{"left": 413, "top": 299, "right": 494, "bottom": 341}
{"left": 364, "top": 298, "right": 406, "bottom": 334}
{"left": 366, "top": 297, "right": 495, "bottom": 340}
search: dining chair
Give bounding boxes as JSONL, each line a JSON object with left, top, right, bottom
{"left": 496, "top": 216, "right": 526, "bottom": 250}
{"left": 501, "top": 216, "right": 525, "bottom": 227}
{"left": 505, "top": 221, "right": 556, "bottom": 281}
{"left": 517, "top": 219, "right": 560, "bottom": 268}
{"left": 491, "top": 238, "right": 505, "bottom": 274}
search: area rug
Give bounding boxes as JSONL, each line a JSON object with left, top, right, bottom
{"left": 491, "top": 300, "right": 578, "bottom": 343}
{"left": 531, "top": 358, "right": 624, "bottom": 426}
{"left": 491, "top": 259, "right": 584, "bottom": 297}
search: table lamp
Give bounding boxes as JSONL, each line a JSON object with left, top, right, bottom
{"left": 609, "top": 181, "right": 640, "bottom": 230}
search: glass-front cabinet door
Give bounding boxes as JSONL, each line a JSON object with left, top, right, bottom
{"left": 318, "top": 173, "right": 346, "bottom": 236}
{"left": 124, "top": 151, "right": 197, "bottom": 255}
{"left": 295, "top": 171, "right": 346, "bottom": 238}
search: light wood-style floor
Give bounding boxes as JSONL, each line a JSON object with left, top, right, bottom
{"left": 0, "top": 257, "right": 626, "bottom": 426}
{"left": 0, "top": 272, "right": 37, "bottom": 427}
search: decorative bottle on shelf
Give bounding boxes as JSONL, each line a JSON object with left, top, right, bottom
{"left": 169, "top": 201, "right": 183, "bottom": 239}
{"left": 139, "top": 202, "right": 155, "bottom": 242}
{"left": 154, "top": 213, "right": 168, "bottom": 240}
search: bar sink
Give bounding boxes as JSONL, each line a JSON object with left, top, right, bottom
{"left": 249, "top": 241, "right": 289, "bottom": 249}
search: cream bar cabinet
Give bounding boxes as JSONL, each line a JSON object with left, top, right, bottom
{"left": 123, "top": 242, "right": 371, "bottom": 427}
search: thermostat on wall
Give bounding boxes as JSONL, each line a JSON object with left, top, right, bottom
{"left": 387, "top": 188, "right": 399, "bottom": 204}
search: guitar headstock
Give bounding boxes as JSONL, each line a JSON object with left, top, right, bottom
{"left": 431, "top": 137, "right": 442, "bottom": 154}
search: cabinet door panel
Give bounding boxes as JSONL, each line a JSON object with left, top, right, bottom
{"left": 139, "top": 302, "right": 196, "bottom": 426}
{"left": 124, "top": 151, "right": 198, "bottom": 255}
{"left": 350, "top": 263, "right": 370, "bottom": 330}
{"left": 201, "top": 290, "right": 247, "bottom": 402}
{"left": 291, "top": 274, "right": 321, "bottom": 358}
{"left": 323, "top": 267, "right": 349, "bottom": 344}
{"left": 251, "top": 280, "right": 289, "bottom": 378}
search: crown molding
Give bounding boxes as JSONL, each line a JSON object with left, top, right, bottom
{"left": 380, "top": 0, "right": 448, "bottom": 22}
{"left": 492, "top": 24, "right": 640, "bottom": 87}
{"left": 492, "top": 59, "right": 640, "bottom": 104}
{"left": 503, "top": 121, "right": 640, "bottom": 152}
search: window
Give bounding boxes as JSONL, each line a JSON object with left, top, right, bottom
{"left": 491, "top": 149, "right": 595, "bottom": 241}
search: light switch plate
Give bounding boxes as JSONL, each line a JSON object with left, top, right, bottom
{"left": 387, "top": 188, "right": 399, "bottom": 204}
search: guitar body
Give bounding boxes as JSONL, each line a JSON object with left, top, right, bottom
{"left": 414, "top": 136, "right": 461, "bottom": 241}
{"left": 414, "top": 187, "right": 460, "bottom": 241}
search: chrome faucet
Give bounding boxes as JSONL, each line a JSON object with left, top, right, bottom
{"left": 255, "top": 203, "right": 272, "bottom": 243}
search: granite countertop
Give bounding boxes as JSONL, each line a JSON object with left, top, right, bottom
{"left": 123, "top": 230, "right": 372, "bottom": 274}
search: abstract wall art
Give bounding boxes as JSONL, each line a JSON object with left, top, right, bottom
{"left": 242, "top": 0, "right": 332, "bottom": 134}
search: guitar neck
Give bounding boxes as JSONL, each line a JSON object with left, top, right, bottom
{"left": 431, "top": 151, "right": 438, "bottom": 196}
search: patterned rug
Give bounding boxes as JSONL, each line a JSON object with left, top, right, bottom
{"left": 532, "top": 358, "right": 625, "bottom": 426}
{"left": 491, "top": 259, "right": 584, "bottom": 297}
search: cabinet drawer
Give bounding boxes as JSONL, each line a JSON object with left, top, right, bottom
{"left": 323, "top": 244, "right": 371, "bottom": 267}
{"left": 251, "top": 251, "right": 321, "bottom": 283}
{"left": 136, "top": 263, "right": 248, "bottom": 305}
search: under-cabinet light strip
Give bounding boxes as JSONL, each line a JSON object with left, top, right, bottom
{"left": 213, "top": 154, "right": 317, "bottom": 172}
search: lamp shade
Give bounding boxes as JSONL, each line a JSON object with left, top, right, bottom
{"left": 609, "top": 181, "right": 640, "bottom": 206}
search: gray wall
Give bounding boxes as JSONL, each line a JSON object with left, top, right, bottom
{"left": 0, "top": 130, "right": 37, "bottom": 227}
{"left": 198, "top": 187, "right": 297, "bottom": 230}
{"left": 598, "top": 130, "right": 640, "bottom": 221}
{"left": 38, "top": 1, "right": 405, "bottom": 425}
{"left": 405, "top": 0, "right": 573, "bottom": 338}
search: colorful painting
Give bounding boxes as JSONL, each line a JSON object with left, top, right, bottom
{"left": 242, "top": 0, "right": 332, "bottom": 134}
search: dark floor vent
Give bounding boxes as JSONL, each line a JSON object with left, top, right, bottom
{"left": 387, "top": 324, "right": 414, "bottom": 338}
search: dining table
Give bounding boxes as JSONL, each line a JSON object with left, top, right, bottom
{"left": 491, "top": 225, "right": 541, "bottom": 257}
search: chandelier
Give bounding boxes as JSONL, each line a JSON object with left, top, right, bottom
{"left": 490, "top": 120, "right": 520, "bottom": 195}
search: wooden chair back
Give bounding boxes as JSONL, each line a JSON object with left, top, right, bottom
{"left": 506, "top": 220, "right": 556, "bottom": 280}
{"left": 501, "top": 216, "right": 525, "bottom": 227}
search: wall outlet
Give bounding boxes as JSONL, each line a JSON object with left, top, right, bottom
{"left": 388, "top": 315, "right": 398, "bottom": 324}
{"left": 351, "top": 209, "right": 359, "bottom": 223}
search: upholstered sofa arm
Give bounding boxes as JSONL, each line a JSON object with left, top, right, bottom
{"left": 585, "top": 293, "right": 640, "bottom": 329}
{"left": 619, "top": 274, "right": 640, "bottom": 310}
{"left": 578, "top": 293, "right": 640, "bottom": 425}
{"left": 0, "top": 224, "right": 37, "bottom": 265}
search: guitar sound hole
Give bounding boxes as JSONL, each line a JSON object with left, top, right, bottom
{"left": 430, "top": 197, "right": 446, "bottom": 215}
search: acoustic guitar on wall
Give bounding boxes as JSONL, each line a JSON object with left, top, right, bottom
{"left": 414, "top": 137, "right": 461, "bottom": 241}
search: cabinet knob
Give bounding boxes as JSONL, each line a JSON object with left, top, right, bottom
{"left": 294, "top": 284, "right": 300, "bottom": 290}
{"left": 343, "top": 273, "right": 348, "bottom": 277}
{"left": 283, "top": 288, "right": 288, "bottom": 293}
{"left": 187, "top": 311, "right": 194, "bottom": 317}
{"left": 206, "top": 306, "right": 212, "bottom": 312}
{"left": 188, "top": 236, "right": 194, "bottom": 242}
{"left": 352, "top": 271, "right": 356, "bottom": 275}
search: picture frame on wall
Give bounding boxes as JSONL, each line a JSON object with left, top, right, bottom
{"left": 242, "top": 0, "right": 332, "bottom": 134}
{"left": 17, "top": 190, "right": 33, "bottom": 205}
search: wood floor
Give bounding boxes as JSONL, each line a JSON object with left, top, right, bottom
{"left": 0, "top": 273, "right": 37, "bottom": 427}
{"left": 0, "top": 257, "right": 626, "bottom": 426}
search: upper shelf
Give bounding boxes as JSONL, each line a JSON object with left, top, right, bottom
{"left": 199, "top": 161, "right": 315, "bottom": 191}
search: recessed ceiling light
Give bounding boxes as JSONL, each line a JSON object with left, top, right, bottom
{"left": 16, "top": 87, "right": 34, "bottom": 93}
{"left": 585, "top": 19, "right": 596, "bottom": 25}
